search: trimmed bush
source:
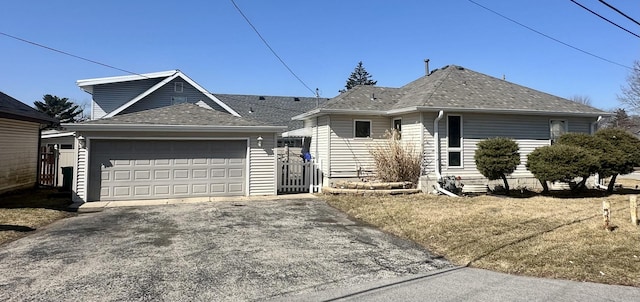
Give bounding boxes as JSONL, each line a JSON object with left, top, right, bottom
{"left": 526, "top": 144, "right": 599, "bottom": 193}
{"left": 594, "top": 128, "right": 640, "bottom": 192}
{"left": 474, "top": 137, "right": 520, "bottom": 194}
{"left": 556, "top": 133, "right": 614, "bottom": 190}
{"left": 369, "top": 130, "right": 421, "bottom": 183}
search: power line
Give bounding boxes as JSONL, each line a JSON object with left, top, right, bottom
{"left": 229, "top": 0, "right": 316, "bottom": 95}
{"left": 570, "top": 0, "right": 640, "bottom": 39}
{"left": 0, "top": 31, "right": 148, "bottom": 78}
{"left": 598, "top": 0, "right": 640, "bottom": 27}
{"left": 466, "top": 0, "right": 633, "bottom": 70}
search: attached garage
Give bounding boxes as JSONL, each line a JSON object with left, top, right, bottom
{"left": 64, "top": 103, "right": 285, "bottom": 203}
{"left": 88, "top": 140, "right": 247, "bottom": 201}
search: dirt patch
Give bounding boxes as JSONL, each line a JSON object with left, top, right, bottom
{"left": 0, "top": 188, "right": 75, "bottom": 245}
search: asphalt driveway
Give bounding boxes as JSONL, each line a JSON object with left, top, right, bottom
{"left": 0, "top": 198, "right": 452, "bottom": 301}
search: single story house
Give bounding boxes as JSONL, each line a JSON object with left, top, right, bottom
{"left": 0, "top": 91, "right": 57, "bottom": 194}
{"left": 64, "top": 103, "right": 285, "bottom": 202}
{"left": 292, "top": 64, "right": 610, "bottom": 193}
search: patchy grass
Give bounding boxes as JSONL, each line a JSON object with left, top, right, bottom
{"left": 0, "top": 188, "right": 75, "bottom": 245}
{"left": 323, "top": 193, "right": 640, "bottom": 287}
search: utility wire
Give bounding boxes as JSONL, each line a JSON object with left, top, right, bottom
{"left": 0, "top": 31, "right": 148, "bottom": 78}
{"left": 466, "top": 0, "right": 633, "bottom": 70}
{"left": 598, "top": 0, "right": 640, "bottom": 27}
{"left": 570, "top": 0, "right": 640, "bottom": 39}
{"left": 229, "top": 0, "right": 316, "bottom": 95}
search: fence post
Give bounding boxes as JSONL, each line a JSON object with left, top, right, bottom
{"left": 631, "top": 195, "right": 638, "bottom": 226}
{"left": 603, "top": 200, "right": 612, "bottom": 231}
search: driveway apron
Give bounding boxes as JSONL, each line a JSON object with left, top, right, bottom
{"left": 0, "top": 199, "right": 452, "bottom": 301}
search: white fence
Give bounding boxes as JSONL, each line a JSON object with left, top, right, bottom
{"left": 277, "top": 159, "right": 322, "bottom": 194}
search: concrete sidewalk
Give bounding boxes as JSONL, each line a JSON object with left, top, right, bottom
{"left": 70, "top": 193, "right": 318, "bottom": 211}
{"left": 272, "top": 267, "right": 640, "bottom": 302}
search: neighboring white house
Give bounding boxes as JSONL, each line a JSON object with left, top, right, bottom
{"left": 292, "top": 64, "right": 610, "bottom": 193}
{"left": 0, "top": 91, "right": 57, "bottom": 194}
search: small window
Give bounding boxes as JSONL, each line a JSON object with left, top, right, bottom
{"left": 550, "top": 120, "right": 567, "bottom": 144}
{"left": 174, "top": 82, "right": 183, "bottom": 93}
{"left": 447, "top": 115, "right": 463, "bottom": 168}
{"left": 448, "top": 152, "right": 461, "bottom": 167}
{"left": 60, "top": 144, "right": 74, "bottom": 150}
{"left": 354, "top": 120, "right": 371, "bottom": 138}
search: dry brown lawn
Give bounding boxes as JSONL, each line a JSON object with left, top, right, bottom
{"left": 324, "top": 193, "right": 640, "bottom": 287}
{"left": 0, "top": 188, "right": 74, "bottom": 245}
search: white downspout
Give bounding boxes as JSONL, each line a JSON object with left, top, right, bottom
{"left": 433, "top": 110, "right": 458, "bottom": 197}
{"left": 591, "top": 116, "right": 607, "bottom": 189}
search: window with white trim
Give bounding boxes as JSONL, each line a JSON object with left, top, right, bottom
{"left": 550, "top": 119, "right": 567, "bottom": 144}
{"left": 354, "top": 120, "right": 371, "bottom": 138}
{"left": 447, "top": 115, "right": 462, "bottom": 167}
{"left": 174, "top": 82, "right": 184, "bottom": 93}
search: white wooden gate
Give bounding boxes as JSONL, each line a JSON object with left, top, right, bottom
{"left": 277, "top": 159, "right": 322, "bottom": 194}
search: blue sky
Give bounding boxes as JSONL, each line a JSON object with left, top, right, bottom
{"left": 1, "top": 0, "right": 638, "bottom": 112}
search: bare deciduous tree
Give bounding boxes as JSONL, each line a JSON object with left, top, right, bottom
{"left": 618, "top": 60, "right": 640, "bottom": 114}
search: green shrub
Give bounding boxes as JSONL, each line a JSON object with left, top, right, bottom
{"left": 474, "top": 137, "right": 520, "bottom": 193}
{"left": 369, "top": 130, "right": 422, "bottom": 183}
{"left": 556, "top": 133, "right": 614, "bottom": 190}
{"left": 594, "top": 128, "right": 640, "bottom": 192}
{"left": 526, "top": 144, "right": 599, "bottom": 193}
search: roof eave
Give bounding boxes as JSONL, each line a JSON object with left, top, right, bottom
{"left": 62, "top": 123, "right": 287, "bottom": 133}
{"left": 412, "top": 106, "right": 610, "bottom": 117}
{"left": 75, "top": 70, "right": 179, "bottom": 90}
{"left": 292, "top": 108, "right": 388, "bottom": 120}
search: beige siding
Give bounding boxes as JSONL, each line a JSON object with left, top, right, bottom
{"left": 249, "top": 132, "right": 277, "bottom": 196}
{"left": 422, "top": 112, "right": 437, "bottom": 175}
{"left": 329, "top": 115, "right": 390, "bottom": 177}
{"left": 74, "top": 143, "right": 88, "bottom": 202}
{"left": 396, "top": 113, "right": 422, "bottom": 146}
{"left": 309, "top": 116, "right": 330, "bottom": 175}
{"left": 0, "top": 118, "right": 40, "bottom": 193}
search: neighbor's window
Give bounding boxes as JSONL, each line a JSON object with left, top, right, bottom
{"left": 448, "top": 115, "right": 462, "bottom": 167}
{"left": 174, "top": 82, "right": 183, "bottom": 93}
{"left": 354, "top": 120, "right": 371, "bottom": 138}
{"left": 550, "top": 120, "right": 567, "bottom": 144}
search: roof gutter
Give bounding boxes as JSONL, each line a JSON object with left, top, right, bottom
{"left": 62, "top": 123, "right": 287, "bottom": 133}
{"left": 411, "top": 106, "right": 610, "bottom": 117}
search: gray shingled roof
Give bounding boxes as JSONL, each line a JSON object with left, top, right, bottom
{"left": 320, "top": 86, "right": 401, "bottom": 111}
{"left": 82, "top": 103, "right": 272, "bottom": 127}
{"left": 214, "top": 94, "right": 329, "bottom": 130}
{"left": 313, "top": 65, "right": 608, "bottom": 115}
{"left": 0, "top": 91, "right": 58, "bottom": 124}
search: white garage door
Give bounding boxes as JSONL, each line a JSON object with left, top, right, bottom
{"left": 88, "top": 140, "right": 246, "bottom": 201}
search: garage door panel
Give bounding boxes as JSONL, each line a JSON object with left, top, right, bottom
{"left": 229, "top": 183, "right": 243, "bottom": 193}
{"left": 134, "top": 170, "right": 151, "bottom": 180}
{"left": 89, "top": 140, "right": 246, "bottom": 201}
{"left": 113, "top": 170, "right": 131, "bottom": 181}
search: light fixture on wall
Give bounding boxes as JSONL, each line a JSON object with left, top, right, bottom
{"left": 77, "top": 135, "right": 86, "bottom": 149}
{"left": 257, "top": 136, "right": 263, "bottom": 147}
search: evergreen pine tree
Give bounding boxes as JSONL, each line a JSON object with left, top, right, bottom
{"left": 341, "top": 61, "right": 377, "bottom": 92}
{"left": 34, "top": 94, "right": 84, "bottom": 123}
